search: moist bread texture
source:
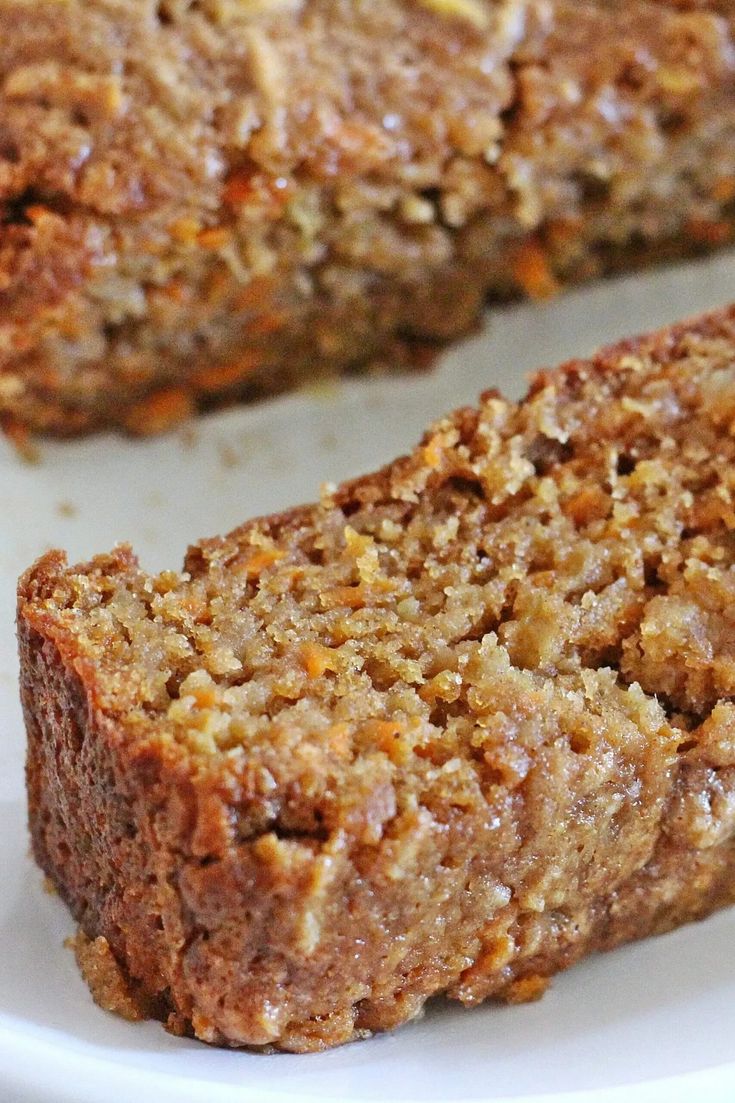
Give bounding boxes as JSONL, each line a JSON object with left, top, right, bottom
{"left": 3, "top": 0, "right": 735, "bottom": 434}
{"left": 19, "top": 304, "right": 735, "bottom": 1050}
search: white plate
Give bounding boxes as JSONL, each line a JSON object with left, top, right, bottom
{"left": 2, "top": 253, "right": 735, "bottom": 1103}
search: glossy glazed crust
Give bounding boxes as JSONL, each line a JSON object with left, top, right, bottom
{"left": 19, "top": 305, "right": 735, "bottom": 1051}
{"left": 3, "top": 0, "right": 735, "bottom": 434}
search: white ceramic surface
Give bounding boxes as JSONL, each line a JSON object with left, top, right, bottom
{"left": 2, "top": 252, "right": 735, "bottom": 1103}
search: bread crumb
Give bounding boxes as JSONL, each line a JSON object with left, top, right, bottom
{"left": 68, "top": 929, "right": 152, "bottom": 1022}
{"left": 218, "top": 442, "right": 240, "bottom": 469}
{"left": 56, "top": 500, "right": 77, "bottom": 519}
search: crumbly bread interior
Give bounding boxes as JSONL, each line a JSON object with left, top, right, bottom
{"left": 28, "top": 311, "right": 735, "bottom": 814}
{"left": 20, "top": 307, "right": 735, "bottom": 1049}
{"left": 3, "top": 0, "right": 735, "bottom": 432}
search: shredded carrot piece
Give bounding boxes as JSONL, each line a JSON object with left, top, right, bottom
{"left": 190, "top": 683, "right": 217, "bottom": 709}
{"left": 475, "top": 934, "right": 515, "bottom": 974}
{"left": 24, "top": 204, "right": 52, "bottom": 226}
{"left": 300, "top": 642, "right": 339, "bottom": 679}
{"left": 361, "top": 719, "right": 408, "bottom": 763}
{"left": 192, "top": 352, "right": 263, "bottom": 392}
{"left": 422, "top": 436, "right": 443, "bottom": 469}
{"left": 125, "top": 388, "right": 194, "bottom": 435}
{"left": 160, "top": 279, "right": 188, "bottom": 303}
{"left": 223, "top": 170, "right": 291, "bottom": 211}
{"left": 320, "top": 585, "right": 366, "bottom": 610}
{"left": 246, "top": 310, "right": 287, "bottom": 338}
{"left": 504, "top": 974, "right": 550, "bottom": 1004}
{"left": 512, "top": 241, "right": 560, "bottom": 300}
{"left": 656, "top": 65, "right": 700, "bottom": 95}
{"left": 58, "top": 317, "right": 84, "bottom": 340}
{"left": 688, "top": 490, "right": 735, "bottom": 531}
{"left": 685, "top": 218, "right": 732, "bottom": 246}
{"left": 223, "top": 171, "right": 257, "bottom": 207}
{"left": 235, "top": 276, "right": 277, "bottom": 312}
{"left": 544, "top": 216, "right": 583, "bottom": 248}
{"left": 197, "top": 226, "right": 231, "bottom": 249}
{"left": 236, "top": 548, "right": 285, "bottom": 579}
{"left": 169, "top": 217, "right": 201, "bottom": 244}
{"left": 11, "top": 331, "right": 33, "bottom": 352}
{"left": 562, "top": 486, "right": 610, "bottom": 526}
{"left": 712, "top": 177, "right": 735, "bottom": 204}
{"left": 37, "top": 365, "right": 62, "bottom": 387}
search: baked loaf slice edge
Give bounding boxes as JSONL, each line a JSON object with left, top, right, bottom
{"left": 19, "top": 304, "right": 735, "bottom": 1050}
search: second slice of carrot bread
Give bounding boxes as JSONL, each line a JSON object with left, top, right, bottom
{"left": 4, "top": 0, "right": 735, "bottom": 433}
{"left": 19, "top": 305, "right": 735, "bottom": 1050}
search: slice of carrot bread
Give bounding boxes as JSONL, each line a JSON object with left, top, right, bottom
{"left": 3, "top": 0, "right": 735, "bottom": 434}
{"left": 19, "top": 305, "right": 735, "bottom": 1051}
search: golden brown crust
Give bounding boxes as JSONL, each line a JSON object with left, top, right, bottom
{"left": 19, "top": 303, "right": 735, "bottom": 1050}
{"left": 3, "top": 0, "right": 735, "bottom": 434}
{"left": 69, "top": 930, "right": 155, "bottom": 1023}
